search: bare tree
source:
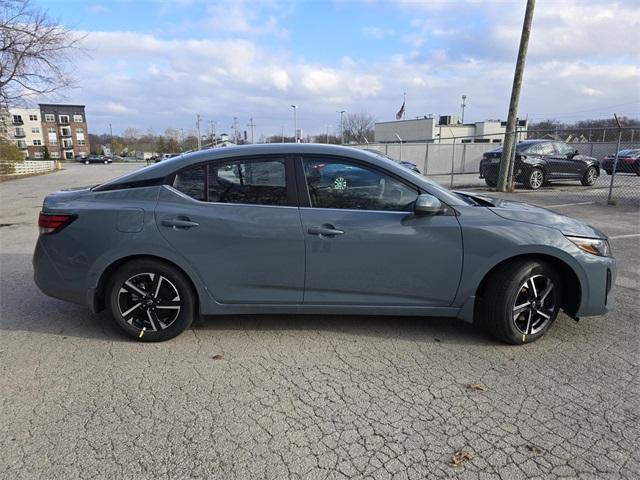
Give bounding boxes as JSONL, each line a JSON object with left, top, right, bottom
{"left": 0, "top": 0, "right": 83, "bottom": 106}
{"left": 342, "top": 112, "right": 375, "bottom": 144}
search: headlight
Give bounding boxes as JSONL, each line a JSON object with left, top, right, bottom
{"left": 566, "top": 236, "right": 611, "bottom": 257}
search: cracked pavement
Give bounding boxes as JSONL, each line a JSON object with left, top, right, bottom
{"left": 1, "top": 164, "right": 638, "bottom": 479}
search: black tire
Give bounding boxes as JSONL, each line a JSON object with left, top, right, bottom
{"left": 581, "top": 166, "right": 598, "bottom": 186}
{"left": 525, "top": 167, "right": 544, "bottom": 190}
{"left": 484, "top": 178, "right": 497, "bottom": 187}
{"left": 107, "top": 259, "right": 196, "bottom": 341}
{"left": 605, "top": 169, "right": 612, "bottom": 175}
{"left": 477, "top": 259, "right": 562, "bottom": 344}
{"left": 84, "top": 160, "right": 90, "bottom": 165}
{"left": 103, "top": 160, "right": 109, "bottom": 164}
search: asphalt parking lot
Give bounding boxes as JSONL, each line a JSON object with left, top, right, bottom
{"left": 1, "top": 163, "right": 638, "bottom": 479}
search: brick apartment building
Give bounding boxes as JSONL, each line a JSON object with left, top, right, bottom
{"left": 2, "top": 104, "right": 91, "bottom": 160}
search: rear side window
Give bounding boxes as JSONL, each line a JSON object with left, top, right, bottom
{"left": 171, "top": 158, "right": 288, "bottom": 206}
{"left": 173, "top": 165, "right": 205, "bottom": 201}
{"left": 208, "top": 159, "right": 287, "bottom": 206}
{"left": 526, "top": 143, "right": 555, "bottom": 156}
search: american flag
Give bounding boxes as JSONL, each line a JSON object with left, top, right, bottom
{"left": 395, "top": 101, "right": 405, "bottom": 120}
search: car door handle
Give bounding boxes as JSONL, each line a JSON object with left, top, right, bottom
{"left": 162, "top": 218, "right": 200, "bottom": 229}
{"left": 308, "top": 225, "right": 344, "bottom": 237}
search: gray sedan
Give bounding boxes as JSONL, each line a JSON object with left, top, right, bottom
{"left": 33, "top": 144, "right": 616, "bottom": 344}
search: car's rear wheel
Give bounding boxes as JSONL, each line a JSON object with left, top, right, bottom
{"left": 107, "top": 259, "right": 196, "bottom": 341}
{"left": 103, "top": 160, "right": 109, "bottom": 164}
{"left": 484, "top": 178, "right": 497, "bottom": 187}
{"left": 477, "top": 259, "right": 562, "bottom": 344}
{"left": 581, "top": 166, "right": 598, "bottom": 186}
{"left": 84, "top": 160, "right": 90, "bottom": 165}
{"left": 525, "top": 168, "right": 544, "bottom": 189}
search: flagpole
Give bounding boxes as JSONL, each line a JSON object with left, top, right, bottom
{"left": 403, "top": 92, "right": 406, "bottom": 119}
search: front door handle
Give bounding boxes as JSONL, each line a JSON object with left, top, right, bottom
{"left": 308, "top": 225, "right": 344, "bottom": 237}
{"left": 162, "top": 218, "right": 200, "bottom": 229}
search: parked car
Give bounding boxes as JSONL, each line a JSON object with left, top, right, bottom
{"left": 601, "top": 149, "right": 640, "bottom": 175}
{"left": 34, "top": 144, "right": 615, "bottom": 344}
{"left": 479, "top": 139, "right": 600, "bottom": 189}
{"left": 75, "top": 154, "right": 111, "bottom": 165}
{"left": 155, "top": 153, "right": 181, "bottom": 163}
{"left": 364, "top": 149, "right": 421, "bottom": 173}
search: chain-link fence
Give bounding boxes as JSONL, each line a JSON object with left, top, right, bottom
{"left": 353, "top": 128, "right": 639, "bottom": 208}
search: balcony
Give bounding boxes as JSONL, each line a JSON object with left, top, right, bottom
{"left": 60, "top": 130, "right": 72, "bottom": 137}
{"left": 14, "top": 129, "right": 26, "bottom": 137}
{"left": 58, "top": 117, "right": 70, "bottom": 125}
{"left": 17, "top": 142, "right": 28, "bottom": 150}
{"left": 62, "top": 142, "right": 73, "bottom": 149}
{"left": 12, "top": 118, "right": 24, "bottom": 125}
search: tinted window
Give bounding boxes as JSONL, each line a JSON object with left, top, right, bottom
{"left": 526, "top": 142, "right": 555, "bottom": 155}
{"left": 303, "top": 158, "right": 418, "bottom": 211}
{"left": 173, "top": 165, "right": 206, "bottom": 201}
{"left": 554, "top": 142, "right": 575, "bottom": 156}
{"left": 208, "top": 159, "right": 287, "bottom": 206}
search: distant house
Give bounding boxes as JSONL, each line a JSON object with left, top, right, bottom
{"left": 541, "top": 133, "right": 590, "bottom": 143}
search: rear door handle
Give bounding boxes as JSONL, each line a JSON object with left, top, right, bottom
{"left": 162, "top": 218, "right": 200, "bottom": 229}
{"left": 308, "top": 225, "right": 344, "bottom": 237}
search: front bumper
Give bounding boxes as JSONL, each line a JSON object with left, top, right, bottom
{"left": 575, "top": 253, "right": 616, "bottom": 317}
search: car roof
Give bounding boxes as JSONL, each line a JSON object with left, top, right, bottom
{"left": 95, "top": 143, "right": 468, "bottom": 206}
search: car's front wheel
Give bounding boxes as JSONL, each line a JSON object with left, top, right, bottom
{"left": 525, "top": 167, "right": 544, "bottom": 189}
{"left": 477, "top": 259, "right": 562, "bottom": 344}
{"left": 107, "top": 259, "right": 196, "bottom": 341}
{"left": 103, "top": 160, "right": 109, "bottom": 164}
{"left": 84, "top": 160, "right": 90, "bottom": 165}
{"left": 581, "top": 166, "right": 598, "bottom": 186}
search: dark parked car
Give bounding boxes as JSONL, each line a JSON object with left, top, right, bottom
{"left": 34, "top": 144, "right": 615, "bottom": 344}
{"left": 601, "top": 149, "right": 640, "bottom": 175}
{"left": 76, "top": 154, "right": 111, "bottom": 165}
{"left": 479, "top": 140, "right": 600, "bottom": 189}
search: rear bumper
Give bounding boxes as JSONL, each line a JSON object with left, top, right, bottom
{"left": 33, "top": 238, "right": 87, "bottom": 308}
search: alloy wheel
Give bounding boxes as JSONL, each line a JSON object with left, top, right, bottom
{"left": 586, "top": 167, "right": 597, "bottom": 185}
{"left": 529, "top": 170, "right": 543, "bottom": 189}
{"left": 117, "top": 272, "right": 181, "bottom": 332}
{"left": 512, "top": 274, "right": 556, "bottom": 335}
{"left": 333, "top": 176, "right": 348, "bottom": 190}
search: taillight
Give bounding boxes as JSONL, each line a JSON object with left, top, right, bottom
{"left": 38, "top": 212, "right": 76, "bottom": 234}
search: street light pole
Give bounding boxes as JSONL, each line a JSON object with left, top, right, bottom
{"left": 460, "top": 95, "right": 467, "bottom": 124}
{"left": 290, "top": 105, "right": 298, "bottom": 143}
{"left": 196, "top": 114, "right": 202, "bottom": 150}
{"left": 109, "top": 123, "right": 113, "bottom": 156}
{"left": 337, "top": 110, "right": 345, "bottom": 145}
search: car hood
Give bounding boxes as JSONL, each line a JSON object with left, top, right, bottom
{"left": 458, "top": 192, "right": 607, "bottom": 238}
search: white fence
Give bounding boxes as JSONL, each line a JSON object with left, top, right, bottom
{"left": 0, "top": 160, "right": 59, "bottom": 176}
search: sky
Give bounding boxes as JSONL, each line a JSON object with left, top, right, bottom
{"left": 35, "top": 0, "right": 640, "bottom": 138}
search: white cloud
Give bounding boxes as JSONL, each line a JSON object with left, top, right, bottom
{"left": 362, "top": 26, "right": 395, "bottom": 39}
{"left": 64, "top": 0, "right": 639, "bottom": 136}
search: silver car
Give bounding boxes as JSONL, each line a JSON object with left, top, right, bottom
{"left": 33, "top": 144, "right": 615, "bottom": 343}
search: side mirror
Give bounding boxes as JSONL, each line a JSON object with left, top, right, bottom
{"left": 415, "top": 194, "right": 444, "bottom": 215}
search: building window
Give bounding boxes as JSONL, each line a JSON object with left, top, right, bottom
{"left": 59, "top": 115, "right": 70, "bottom": 123}
{"left": 15, "top": 127, "right": 25, "bottom": 136}
{"left": 44, "top": 114, "right": 55, "bottom": 122}
{"left": 12, "top": 115, "right": 23, "bottom": 124}
{"left": 76, "top": 127, "right": 84, "bottom": 134}
{"left": 65, "top": 151, "right": 74, "bottom": 160}
{"left": 49, "top": 139, "right": 58, "bottom": 145}
{"left": 29, "top": 114, "right": 38, "bottom": 121}
{"left": 492, "top": 139, "right": 502, "bottom": 143}
{"left": 50, "top": 152, "right": 60, "bottom": 159}
{"left": 47, "top": 127, "right": 56, "bottom": 133}
{"left": 73, "top": 114, "right": 83, "bottom": 123}
{"left": 474, "top": 138, "right": 491, "bottom": 143}
{"left": 461, "top": 139, "right": 472, "bottom": 144}
{"left": 31, "top": 127, "right": 40, "bottom": 134}
{"left": 63, "top": 139, "right": 73, "bottom": 148}
{"left": 60, "top": 126, "right": 71, "bottom": 136}
{"left": 78, "top": 139, "right": 85, "bottom": 146}
{"left": 17, "top": 140, "right": 27, "bottom": 149}
{"left": 33, "top": 139, "right": 42, "bottom": 146}
{"left": 34, "top": 152, "right": 44, "bottom": 159}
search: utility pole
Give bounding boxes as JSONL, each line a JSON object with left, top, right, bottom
{"left": 208, "top": 120, "right": 217, "bottom": 148}
{"left": 337, "top": 110, "right": 345, "bottom": 145}
{"left": 497, "top": 0, "right": 535, "bottom": 191}
{"left": 460, "top": 95, "right": 467, "bottom": 124}
{"left": 196, "top": 114, "right": 202, "bottom": 150}
{"left": 247, "top": 118, "right": 256, "bottom": 144}
{"left": 281, "top": 125, "right": 285, "bottom": 143}
{"left": 109, "top": 123, "right": 113, "bottom": 156}
{"left": 232, "top": 116, "right": 239, "bottom": 144}
{"left": 290, "top": 105, "right": 298, "bottom": 143}
{"left": 326, "top": 125, "right": 330, "bottom": 144}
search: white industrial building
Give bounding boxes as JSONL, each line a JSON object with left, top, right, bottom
{"left": 374, "top": 115, "right": 528, "bottom": 144}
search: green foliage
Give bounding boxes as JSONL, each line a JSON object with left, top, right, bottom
{"left": 0, "top": 140, "right": 24, "bottom": 162}
{"left": 43, "top": 146, "right": 51, "bottom": 160}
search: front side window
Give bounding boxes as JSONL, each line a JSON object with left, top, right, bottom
{"left": 302, "top": 157, "right": 418, "bottom": 211}
{"left": 554, "top": 142, "right": 575, "bottom": 156}
{"left": 208, "top": 159, "right": 287, "bottom": 206}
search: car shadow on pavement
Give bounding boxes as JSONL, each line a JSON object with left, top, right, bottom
{"left": 0, "top": 253, "right": 494, "bottom": 346}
